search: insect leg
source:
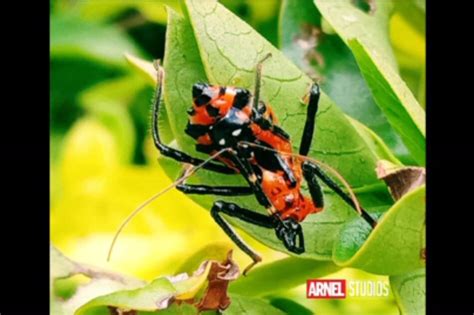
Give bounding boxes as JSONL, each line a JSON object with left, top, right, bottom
{"left": 299, "top": 83, "right": 321, "bottom": 156}
{"left": 176, "top": 184, "right": 253, "bottom": 196}
{"left": 229, "top": 148, "right": 278, "bottom": 216}
{"left": 175, "top": 168, "right": 253, "bottom": 196}
{"left": 301, "top": 161, "right": 324, "bottom": 209}
{"left": 303, "top": 161, "right": 377, "bottom": 228}
{"left": 152, "top": 62, "right": 235, "bottom": 174}
{"left": 210, "top": 200, "right": 275, "bottom": 275}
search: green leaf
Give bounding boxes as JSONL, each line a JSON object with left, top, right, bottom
{"left": 75, "top": 261, "right": 214, "bottom": 314}
{"left": 125, "top": 1, "right": 395, "bottom": 260}
{"left": 390, "top": 268, "right": 426, "bottom": 315}
{"left": 51, "top": 14, "right": 144, "bottom": 67}
{"left": 333, "top": 185, "right": 425, "bottom": 275}
{"left": 311, "top": 0, "right": 425, "bottom": 165}
{"left": 51, "top": 245, "right": 144, "bottom": 314}
{"left": 73, "top": 258, "right": 282, "bottom": 314}
{"left": 51, "top": 58, "right": 124, "bottom": 136}
{"left": 225, "top": 294, "right": 286, "bottom": 315}
{"left": 75, "top": 0, "right": 182, "bottom": 25}
{"left": 75, "top": 277, "right": 179, "bottom": 314}
{"left": 313, "top": 0, "right": 398, "bottom": 70}
{"left": 279, "top": 0, "right": 409, "bottom": 161}
{"left": 63, "top": 278, "right": 139, "bottom": 315}
{"left": 229, "top": 258, "right": 339, "bottom": 297}
{"left": 127, "top": 2, "right": 393, "bottom": 260}
{"left": 348, "top": 40, "right": 425, "bottom": 165}
{"left": 268, "top": 297, "right": 314, "bottom": 315}
{"left": 347, "top": 116, "right": 402, "bottom": 165}
{"left": 125, "top": 53, "right": 158, "bottom": 86}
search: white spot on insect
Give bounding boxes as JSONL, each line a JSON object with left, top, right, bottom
{"left": 232, "top": 129, "right": 242, "bottom": 136}
{"left": 249, "top": 174, "right": 257, "bottom": 183}
{"left": 219, "top": 139, "right": 226, "bottom": 145}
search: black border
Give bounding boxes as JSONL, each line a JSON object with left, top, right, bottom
{"left": 427, "top": 0, "right": 474, "bottom": 314}
{"left": 0, "top": 1, "right": 50, "bottom": 314}
{"left": 2, "top": 0, "right": 474, "bottom": 314}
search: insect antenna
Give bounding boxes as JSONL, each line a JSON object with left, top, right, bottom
{"left": 239, "top": 141, "right": 377, "bottom": 227}
{"left": 107, "top": 148, "right": 231, "bottom": 262}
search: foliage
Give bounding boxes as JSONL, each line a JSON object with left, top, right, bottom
{"left": 51, "top": 0, "right": 425, "bottom": 313}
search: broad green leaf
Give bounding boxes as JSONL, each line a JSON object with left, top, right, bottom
{"left": 333, "top": 185, "right": 425, "bottom": 275}
{"left": 229, "top": 258, "right": 339, "bottom": 297}
{"left": 143, "top": 2, "right": 393, "bottom": 260}
{"left": 126, "top": 1, "right": 391, "bottom": 259}
{"left": 127, "top": 52, "right": 389, "bottom": 210}
{"left": 390, "top": 268, "right": 425, "bottom": 315}
{"left": 348, "top": 40, "right": 425, "bottom": 165}
{"left": 279, "top": 0, "right": 409, "bottom": 161}
{"left": 347, "top": 117, "right": 402, "bottom": 165}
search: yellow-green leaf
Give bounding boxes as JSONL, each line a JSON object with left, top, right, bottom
{"left": 333, "top": 185, "right": 425, "bottom": 275}
{"left": 390, "top": 268, "right": 426, "bottom": 315}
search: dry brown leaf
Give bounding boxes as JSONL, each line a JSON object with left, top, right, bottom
{"left": 376, "top": 160, "right": 426, "bottom": 201}
{"left": 196, "top": 250, "right": 240, "bottom": 312}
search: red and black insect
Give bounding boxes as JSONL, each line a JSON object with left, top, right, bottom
{"left": 146, "top": 54, "right": 377, "bottom": 274}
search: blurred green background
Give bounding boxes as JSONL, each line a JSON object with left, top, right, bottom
{"left": 50, "top": 0, "right": 424, "bottom": 314}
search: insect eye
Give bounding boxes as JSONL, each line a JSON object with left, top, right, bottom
{"left": 206, "top": 105, "right": 220, "bottom": 117}
{"left": 194, "top": 94, "right": 211, "bottom": 106}
{"left": 233, "top": 89, "right": 250, "bottom": 109}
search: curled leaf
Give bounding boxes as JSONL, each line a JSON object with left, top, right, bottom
{"left": 376, "top": 159, "right": 425, "bottom": 200}
{"left": 75, "top": 251, "right": 240, "bottom": 314}
{"left": 196, "top": 250, "right": 240, "bottom": 312}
